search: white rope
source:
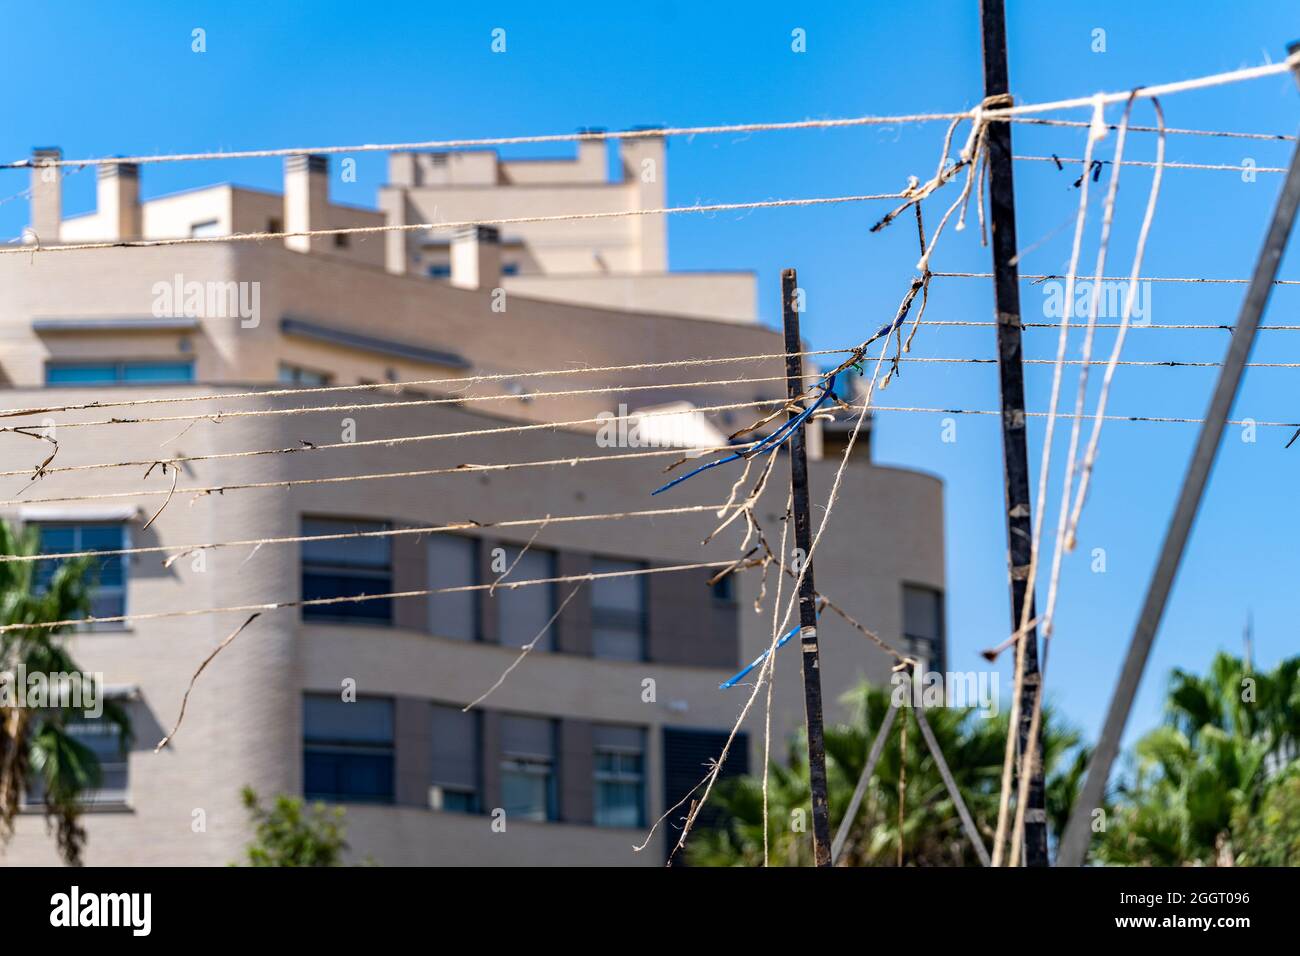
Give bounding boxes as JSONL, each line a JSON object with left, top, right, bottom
{"left": 0, "top": 559, "right": 735, "bottom": 634}
{"left": 1, "top": 193, "right": 905, "bottom": 255}
{"left": 0, "top": 373, "right": 795, "bottom": 432}
{"left": 0, "top": 503, "right": 730, "bottom": 565}
{"left": 0, "top": 396, "right": 785, "bottom": 480}
{"left": 0, "top": 349, "right": 847, "bottom": 421}
{"left": 4, "top": 53, "right": 1291, "bottom": 170}
{"left": 0, "top": 445, "right": 753, "bottom": 510}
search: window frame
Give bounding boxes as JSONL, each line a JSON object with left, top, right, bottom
{"left": 901, "top": 582, "right": 946, "bottom": 677}
{"left": 300, "top": 516, "right": 394, "bottom": 625}
{"left": 497, "top": 715, "right": 558, "bottom": 823}
{"left": 33, "top": 521, "right": 129, "bottom": 627}
{"left": 302, "top": 694, "right": 396, "bottom": 804}
{"left": 429, "top": 703, "right": 481, "bottom": 814}
{"left": 589, "top": 555, "right": 647, "bottom": 662}
{"left": 427, "top": 534, "right": 480, "bottom": 642}
{"left": 593, "top": 725, "right": 646, "bottom": 828}
{"left": 44, "top": 360, "right": 195, "bottom": 386}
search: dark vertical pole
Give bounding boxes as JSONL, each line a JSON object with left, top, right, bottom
{"left": 978, "top": 0, "right": 1049, "bottom": 866}
{"left": 781, "top": 268, "right": 832, "bottom": 867}
{"left": 1058, "top": 47, "right": 1300, "bottom": 867}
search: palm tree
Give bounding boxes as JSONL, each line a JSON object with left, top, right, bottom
{"left": 0, "top": 521, "right": 130, "bottom": 865}
{"left": 1096, "top": 652, "right": 1298, "bottom": 866}
{"left": 687, "top": 682, "right": 1082, "bottom": 866}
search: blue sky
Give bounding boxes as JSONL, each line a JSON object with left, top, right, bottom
{"left": 2, "top": 1, "right": 1298, "bottom": 752}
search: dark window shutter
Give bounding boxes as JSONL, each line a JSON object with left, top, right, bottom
{"left": 661, "top": 728, "right": 749, "bottom": 862}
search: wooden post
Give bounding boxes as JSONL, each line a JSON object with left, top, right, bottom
{"left": 978, "top": 0, "right": 1049, "bottom": 866}
{"left": 781, "top": 268, "right": 833, "bottom": 867}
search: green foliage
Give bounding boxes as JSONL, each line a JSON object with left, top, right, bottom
{"left": 0, "top": 520, "right": 131, "bottom": 866}
{"left": 1233, "top": 768, "right": 1300, "bottom": 866}
{"left": 686, "top": 682, "right": 1081, "bottom": 867}
{"left": 1094, "top": 652, "right": 1299, "bottom": 866}
{"left": 237, "top": 787, "right": 349, "bottom": 867}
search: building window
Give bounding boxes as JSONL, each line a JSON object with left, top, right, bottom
{"left": 498, "top": 715, "right": 556, "bottom": 822}
{"left": 267, "top": 217, "right": 283, "bottom": 234}
{"left": 594, "top": 725, "right": 645, "bottom": 828}
{"left": 591, "top": 557, "right": 645, "bottom": 661}
{"left": 496, "top": 547, "right": 555, "bottom": 651}
{"left": 303, "top": 695, "right": 394, "bottom": 803}
{"left": 45, "top": 361, "right": 194, "bottom": 385}
{"left": 333, "top": 233, "right": 350, "bottom": 249}
{"left": 662, "top": 728, "right": 749, "bottom": 859}
{"left": 428, "top": 535, "right": 477, "bottom": 641}
{"left": 501, "top": 262, "right": 520, "bottom": 276}
{"left": 189, "top": 219, "right": 221, "bottom": 238}
{"left": 35, "top": 523, "right": 127, "bottom": 620}
{"left": 426, "top": 263, "right": 452, "bottom": 279}
{"left": 903, "top": 584, "right": 945, "bottom": 676}
{"left": 301, "top": 517, "right": 392, "bottom": 624}
{"left": 430, "top": 704, "right": 480, "bottom": 813}
{"left": 25, "top": 713, "right": 129, "bottom": 808}
{"left": 278, "top": 363, "right": 332, "bottom": 386}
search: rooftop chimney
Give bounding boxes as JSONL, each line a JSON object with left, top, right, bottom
{"left": 284, "top": 154, "right": 329, "bottom": 253}
{"left": 450, "top": 225, "right": 502, "bottom": 291}
{"left": 98, "top": 162, "right": 141, "bottom": 240}
{"left": 26, "top": 147, "right": 62, "bottom": 244}
{"left": 621, "top": 130, "right": 667, "bottom": 272}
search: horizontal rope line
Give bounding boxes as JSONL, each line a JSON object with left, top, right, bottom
{"left": 981, "top": 55, "right": 1298, "bottom": 118}
{"left": 0, "top": 559, "right": 736, "bottom": 634}
{"left": 1, "top": 193, "right": 904, "bottom": 255}
{"left": 860, "top": 403, "right": 1296, "bottom": 428}
{"left": 0, "top": 444, "right": 754, "bottom": 509}
{"left": 857, "top": 355, "right": 1300, "bottom": 368}
{"left": 922, "top": 319, "right": 1300, "bottom": 331}
{"left": 0, "top": 397, "right": 784, "bottom": 479}
{"left": 930, "top": 271, "right": 1300, "bottom": 286}
{"left": 1, "top": 116, "right": 971, "bottom": 168}
{"left": 0, "top": 503, "right": 728, "bottom": 564}
{"left": 0, "top": 348, "right": 849, "bottom": 420}
{"left": 5, "top": 56, "right": 1291, "bottom": 170}
{"left": 1009, "top": 116, "right": 1296, "bottom": 142}
{"left": 1017, "top": 154, "right": 1288, "bottom": 174}
{"left": 0, "top": 373, "right": 796, "bottom": 431}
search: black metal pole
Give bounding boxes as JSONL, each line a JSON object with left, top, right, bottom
{"left": 781, "top": 268, "right": 832, "bottom": 867}
{"left": 1058, "top": 46, "right": 1300, "bottom": 868}
{"left": 978, "top": 0, "right": 1049, "bottom": 867}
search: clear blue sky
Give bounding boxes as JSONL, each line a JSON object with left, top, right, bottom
{"left": 2, "top": 1, "right": 1298, "bottom": 754}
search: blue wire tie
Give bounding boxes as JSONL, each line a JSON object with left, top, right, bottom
{"left": 719, "top": 622, "right": 800, "bottom": 689}
{"left": 719, "top": 603, "right": 824, "bottom": 689}
{"left": 650, "top": 372, "right": 838, "bottom": 496}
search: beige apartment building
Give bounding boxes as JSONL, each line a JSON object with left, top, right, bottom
{"left": 0, "top": 135, "right": 944, "bottom": 866}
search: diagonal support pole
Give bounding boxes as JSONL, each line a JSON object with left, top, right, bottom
{"left": 831, "top": 702, "right": 898, "bottom": 864}
{"left": 781, "top": 267, "right": 833, "bottom": 867}
{"left": 1057, "top": 45, "right": 1300, "bottom": 868}
{"left": 913, "top": 702, "right": 992, "bottom": 866}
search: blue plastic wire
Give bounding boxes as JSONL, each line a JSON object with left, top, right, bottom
{"left": 719, "top": 622, "right": 800, "bottom": 689}
{"left": 650, "top": 372, "right": 838, "bottom": 496}
{"left": 719, "top": 602, "right": 825, "bottom": 689}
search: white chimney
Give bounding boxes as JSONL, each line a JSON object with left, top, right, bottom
{"left": 450, "top": 225, "right": 502, "bottom": 291}
{"left": 284, "top": 154, "right": 329, "bottom": 252}
{"left": 98, "top": 162, "right": 141, "bottom": 240}
{"left": 26, "top": 147, "right": 62, "bottom": 244}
